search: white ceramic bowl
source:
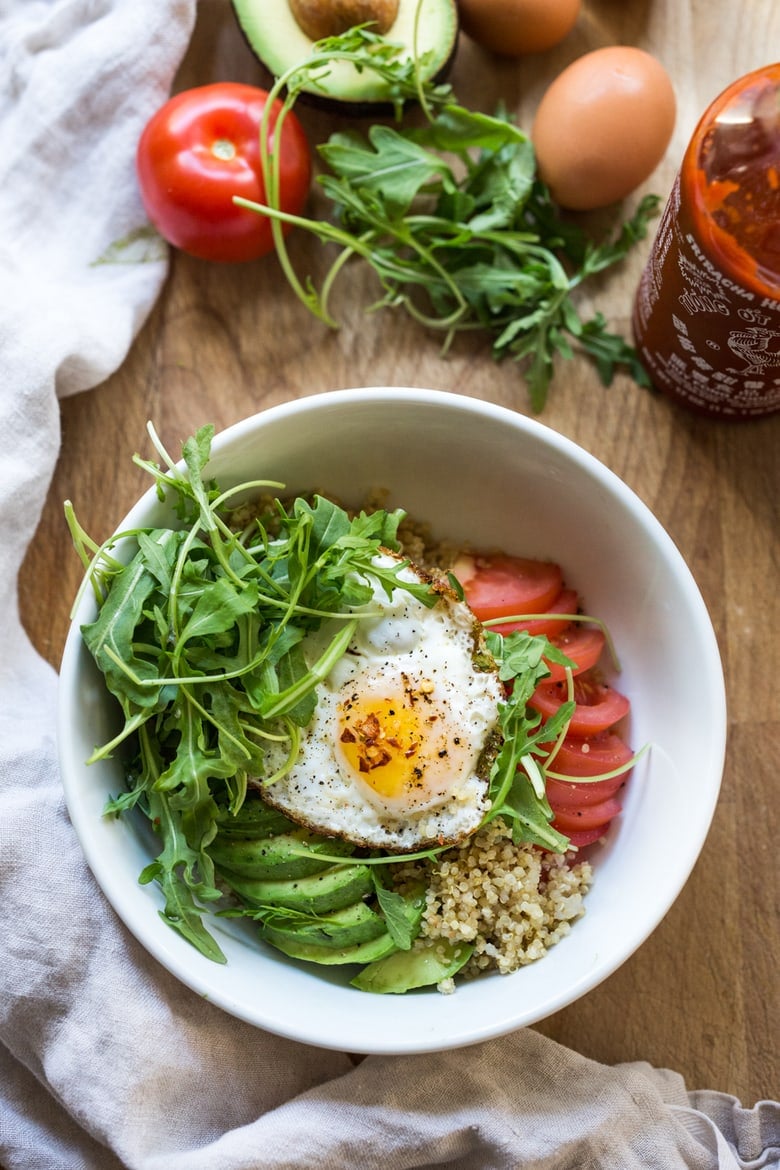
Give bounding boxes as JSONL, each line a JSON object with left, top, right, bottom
{"left": 58, "top": 388, "right": 726, "bottom": 1054}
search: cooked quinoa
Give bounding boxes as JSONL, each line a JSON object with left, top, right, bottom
{"left": 392, "top": 818, "right": 592, "bottom": 991}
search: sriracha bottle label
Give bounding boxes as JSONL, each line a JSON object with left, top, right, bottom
{"left": 633, "top": 175, "right": 780, "bottom": 418}
{"left": 633, "top": 66, "right": 780, "bottom": 419}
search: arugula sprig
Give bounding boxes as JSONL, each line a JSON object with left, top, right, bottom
{"left": 482, "top": 630, "right": 574, "bottom": 852}
{"left": 65, "top": 423, "right": 437, "bottom": 959}
{"left": 239, "top": 28, "right": 658, "bottom": 411}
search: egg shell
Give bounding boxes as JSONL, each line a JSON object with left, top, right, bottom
{"left": 457, "top": 0, "right": 581, "bottom": 56}
{"left": 531, "top": 46, "right": 676, "bottom": 210}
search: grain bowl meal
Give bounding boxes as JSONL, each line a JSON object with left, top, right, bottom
{"left": 66, "top": 423, "right": 636, "bottom": 995}
{"left": 58, "top": 388, "right": 726, "bottom": 1051}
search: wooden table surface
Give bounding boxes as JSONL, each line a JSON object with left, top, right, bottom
{"left": 20, "top": 0, "right": 779, "bottom": 1107}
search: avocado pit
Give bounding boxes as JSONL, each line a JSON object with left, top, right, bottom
{"left": 231, "top": 0, "right": 459, "bottom": 114}
{"left": 288, "top": 0, "right": 400, "bottom": 41}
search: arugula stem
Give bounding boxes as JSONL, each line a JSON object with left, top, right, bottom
{"left": 546, "top": 742, "right": 650, "bottom": 784}
{"left": 261, "top": 618, "right": 358, "bottom": 720}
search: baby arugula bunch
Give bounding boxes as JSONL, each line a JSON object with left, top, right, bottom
{"left": 241, "top": 27, "right": 659, "bottom": 411}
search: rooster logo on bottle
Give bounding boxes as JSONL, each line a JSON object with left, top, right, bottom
{"left": 727, "top": 326, "right": 780, "bottom": 375}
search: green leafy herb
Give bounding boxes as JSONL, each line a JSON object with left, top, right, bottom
{"left": 482, "top": 630, "right": 573, "bottom": 851}
{"left": 371, "top": 872, "right": 417, "bottom": 950}
{"left": 66, "top": 423, "right": 438, "bottom": 957}
{"left": 239, "top": 28, "right": 659, "bottom": 411}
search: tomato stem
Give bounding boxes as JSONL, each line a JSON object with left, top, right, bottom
{"left": 211, "top": 138, "right": 236, "bottom": 161}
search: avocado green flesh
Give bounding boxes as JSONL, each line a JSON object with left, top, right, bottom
{"left": 258, "top": 882, "right": 427, "bottom": 971}
{"left": 266, "top": 928, "right": 400, "bottom": 966}
{"left": 214, "top": 804, "right": 295, "bottom": 840}
{"left": 231, "top": 0, "right": 459, "bottom": 108}
{"left": 225, "top": 862, "right": 374, "bottom": 914}
{"left": 261, "top": 899, "right": 388, "bottom": 949}
{"left": 350, "top": 937, "right": 474, "bottom": 993}
{"left": 208, "top": 829, "right": 352, "bottom": 881}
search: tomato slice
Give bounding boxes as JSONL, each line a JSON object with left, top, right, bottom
{"left": 555, "top": 824, "right": 613, "bottom": 848}
{"left": 530, "top": 671, "right": 630, "bottom": 736}
{"left": 548, "top": 731, "right": 634, "bottom": 779}
{"left": 551, "top": 797, "right": 623, "bottom": 832}
{"left": 545, "top": 774, "right": 626, "bottom": 809}
{"left": 543, "top": 625, "right": 606, "bottom": 681}
{"left": 458, "top": 554, "right": 563, "bottom": 622}
{"left": 495, "top": 587, "right": 579, "bottom": 638}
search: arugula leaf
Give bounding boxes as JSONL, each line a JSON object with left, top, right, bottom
{"left": 372, "top": 874, "right": 419, "bottom": 950}
{"left": 237, "top": 32, "right": 659, "bottom": 412}
{"left": 81, "top": 532, "right": 180, "bottom": 710}
{"left": 175, "top": 577, "right": 259, "bottom": 651}
{"left": 319, "top": 127, "right": 455, "bottom": 219}
{"left": 140, "top": 790, "right": 227, "bottom": 964}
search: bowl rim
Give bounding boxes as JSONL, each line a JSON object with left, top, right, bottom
{"left": 57, "top": 387, "right": 727, "bottom": 1053}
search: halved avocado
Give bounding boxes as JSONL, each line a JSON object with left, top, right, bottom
{"left": 231, "top": 0, "right": 460, "bottom": 113}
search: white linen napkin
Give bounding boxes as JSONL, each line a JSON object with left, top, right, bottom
{"left": 0, "top": 3, "right": 777, "bottom": 1168}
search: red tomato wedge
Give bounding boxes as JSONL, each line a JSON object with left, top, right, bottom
{"left": 553, "top": 823, "right": 613, "bottom": 848}
{"left": 530, "top": 671, "right": 630, "bottom": 737}
{"left": 543, "top": 625, "right": 606, "bottom": 681}
{"left": 544, "top": 730, "right": 633, "bottom": 846}
{"left": 551, "top": 797, "right": 623, "bottom": 832}
{"left": 495, "top": 587, "right": 579, "bottom": 638}
{"left": 546, "top": 774, "right": 626, "bottom": 810}
{"left": 548, "top": 730, "right": 634, "bottom": 778}
{"left": 459, "top": 555, "right": 563, "bottom": 622}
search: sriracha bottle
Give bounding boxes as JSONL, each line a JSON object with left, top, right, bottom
{"left": 633, "top": 64, "right": 780, "bottom": 419}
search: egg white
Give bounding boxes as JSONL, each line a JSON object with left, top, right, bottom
{"left": 261, "top": 554, "right": 504, "bottom": 851}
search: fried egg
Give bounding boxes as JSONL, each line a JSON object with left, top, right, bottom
{"left": 261, "top": 553, "right": 504, "bottom": 852}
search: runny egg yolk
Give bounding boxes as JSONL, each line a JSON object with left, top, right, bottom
{"left": 336, "top": 677, "right": 470, "bottom": 813}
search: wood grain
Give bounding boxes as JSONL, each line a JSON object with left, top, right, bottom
{"left": 19, "top": 0, "right": 779, "bottom": 1107}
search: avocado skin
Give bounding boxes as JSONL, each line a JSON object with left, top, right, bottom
{"left": 350, "top": 937, "right": 474, "bottom": 993}
{"left": 224, "top": 862, "right": 374, "bottom": 914}
{"left": 208, "top": 828, "right": 352, "bottom": 881}
{"left": 230, "top": 0, "right": 459, "bottom": 117}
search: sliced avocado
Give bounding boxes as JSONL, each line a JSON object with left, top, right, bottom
{"left": 266, "top": 928, "right": 399, "bottom": 966}
{"left": 214, "top": 801, "right": 295, "bottom": 840}
{"left": 260, "top": 898, "right": 388, "bottom": 949}
{"left": 225, "top": 862, "right": 374, "bottom": 914}
{"left": 231, "top": 0, "right": 459, "bottom": 113}
{"left": 350, "top": 936, "right": 474, "bottom": 993}
{"left": 259, "top": 879, "right": 427, "bottom": 968}
{"left": 208, "top": 827, "right": 352, "bottom": 881}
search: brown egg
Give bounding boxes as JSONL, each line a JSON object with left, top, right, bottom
{"left": 531, "top": 46, "right": 676, "bottom": 210}
{"left": 457, "top": 0, "right": 580, "bottom": 56}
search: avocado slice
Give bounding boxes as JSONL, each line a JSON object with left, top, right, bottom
{"left": 208, "top": 827, "right": 352, "bottom": 881}
{"left": 225, "top": 862, "right": 374, "bottom": 914}
{"left": 260, "top": 898, "right": 388, "bottom": 949}
{"left": 265, "top": 927, "right": 400, "bottom": 966}
{"left": 231, "top": 0, "right": 459, "bottom": 113}
{"left": 214, "top": 801, "right": 295, "bottom": 840}
{"left": 350, "top": 936, "right": 474, "bottom": 993}
{"left": 259, "top": 880, "right": 427, "bottom": 968}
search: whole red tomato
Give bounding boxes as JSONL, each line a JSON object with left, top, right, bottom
{"left": 136, "top": 83, "right": 311, "bottom": 263}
